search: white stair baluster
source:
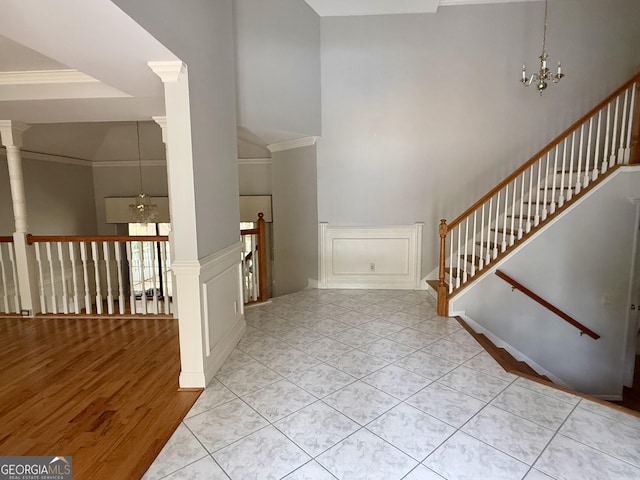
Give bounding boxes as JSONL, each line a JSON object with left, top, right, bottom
{"left": 603, "top": 103, "right": 611, "bottom": 173}
{"left": 80, "top": 242, "right": 92, "bottom": 314}
{"left": 575, "top": 125, "right": 584, "bottom": 195}
{"left": 592, "top": 110, "right": 602, "bottom": 181}
{"left": 69, "top": 244, "right": 80, "bottom": 314}
{"left": 526, "top": 169, "right": 533, "bottom": 233}
{"left": 57, "top": 242, "right": 69, "bottom": 314}
{"left": 251, "top": 234, "right": 258, "bottom": 300}
{"left": 518, "top": 175, "right": 525, "bottom": 239}
{"left": 567, "top": 132, "right": 575, "bottom": 202}
{"left": 114, "top": 242, "right": 126, "bottom": 315}
{"left": 92, "top": 241, "right": 103, "bottom": 314}
{"left": 534, "top": 159, "right": 542, "bottom": 227}
{"left": 542, "top": 152, "right": 550, "bottom": 220}
{"left": 485, "top": 198, "right": 492, "bottom": 265}
{"left": 493, "top": 191, "right": 500, "bottom": 259}
{"left": 470, "top": 211, "right": 477, "bottom": 277}
{"left": 611, "top": 96, "right": 620, "bottom": 166}
{"left": 46, "top": 242, "right": 58, "bottom": 313}
{"left": 8, "top": 244, "right": 21, "bottom": 313}
{"left": 624, "top": 84, "right": 636, "bottom": 163}
{"left": 449, "top": 233, "right": 454, "bottom": 294}
{"left": 550, "top": 146, "right": 558, "bottom": 215}
{"left": 509, "top": 180, "right": 517, "bottom": 246}
{"left": 618, "top": 89, "right": 629, "bottom": 164}
{"left": 126, "top": 242, "right": 136, "bottom": 314}
{"left": 559, "top": 138, "right": 567, "bottom": 207}
{"left": 103, "top": 242, "right": 114, "bottom": 314}
{"left": 501, "top": 185, "right": 508, "bottom": 252}
{"left": 456, "top": 226, "right": 461, "bottom": 288}
{"left": 583, "top": 117, "right": 593, "bottom": 188}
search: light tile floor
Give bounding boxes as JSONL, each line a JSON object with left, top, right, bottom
{"left": 143, "top": 289, "right": 640, "bottom": 480}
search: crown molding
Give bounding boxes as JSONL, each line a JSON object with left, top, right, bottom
{"left": 237, "top": 158, "right": 272, "bottom": 165}
{"left": 0, "top": 69, "right": 98, "bottom": 85}
{"left": 148, "top": 61, "right": 187, "bottom": 83}
{"left": 0, "top": 149, "right": 92, "bottom": 167}
{"left": 267, "top": 136, "right": 318, "bottom": 153}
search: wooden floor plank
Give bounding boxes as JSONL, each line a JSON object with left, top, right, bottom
{"left": 0, "top": 316, "right": 201, "bottom": 480}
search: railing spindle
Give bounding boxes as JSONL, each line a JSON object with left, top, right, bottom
{"left": 0, "top": 244, "right": 10, "bottom": 313}
{"left": 624, "top": 85, "right": 636, "bottom": 162}
{"left": 463, "top": 218, "right": 469, "bottom": 283}
{"left": 592, "top": 110, "right": 602, "bottom": 181}
{"left": 114, "top": 243, "right": 126, "bottom": 315}
{"left": 567, "top": 131, "right": 576, "bottom": 202}
{"left": 509, "top": 180, "right": 516, "bottom": 246}
{"left": 92, "top": 241, "right": 103, "bottom": 315}
{"left": 542, "top": 153, "right": 550, "bottom": 221}
{"left": 575, "top": 125, "right": 584, "bottom": 196}
{"left": 161, "top": 241, "right": 170, "bottom": 314}
{"left": 471, "top": 211, "right": 477, "bottom": 277}
{"left": 518, "top": 175, "right": 525, "bottom": 239}
{"left": 534, "top": 159, "right": 542, "bottom": 227}
{"left": 46, "top": 242, "right": 58, "bottom": 313}
{"left": 456, "top": 225, "right": 462, "bottom": 288}
{"left": 611, "top": 96, "right": 620, "bottom": 166}
{"left": 493, "top": 191, "right": 500, "bottom": 258}
{"left": 69, "top": 244, "right": 80, "bottom": 314}
{"left": 619, "top": 89, "right": 629, "bottom": 164}
{"left": 501, "top": 185, "right": 508, "bottom": 252}
{"left": 151, "top": 241, "right": 159, "bottom": 314}
{"left": 583, "top": 117, "right": 593, "bottom": 189}
{"left": 449, "top": 232, "right": 454, "bottom": 294}
{"left": 550, "top": 146, "right": 558, "bottom": 215}
{"left": 34, "top": 243, "right": 47, "bottom": 313}
{"left": 8, "top": 244, "right": 19, "bottom": 313}
{"left": 526, "top": 169, "right": 533, "bottom": 233}
{"left": 603, "top": 102, "right": 611, "bottom": 173}
{"left": 103, "top": 242, "right": 114, "bottom": 315}
{"left": 80, "top": 242, "right": 92, "bottom": 314}
{"left": 137, "top": 241, "right": 147, "bottom": 314}
{"left": 126, "top": 242, "right": 136, "bottom": 315}
{"left": 57, "top": 242, "right": 69, "bottom": 314}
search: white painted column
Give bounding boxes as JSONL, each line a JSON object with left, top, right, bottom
{"left": 0, "top": 120, "right": 41, "bottom": 315}
{"left": 152, "top": 115, "right": 179, "bottom": 320}
{"left": 149, "top": 61, "right": 205, "bottom": 388}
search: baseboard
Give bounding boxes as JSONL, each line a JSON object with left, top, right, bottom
{"left": 460, "top": 313, "right": 570, "bottom": 388}
{"left": 179, "top": 371, "right": 207, "bottom": 389}
{"left": 592, "top": 394, "right": 624, "bottom": 401}
{"left": 203, "top": 315, "right": 246, "bottom": 386}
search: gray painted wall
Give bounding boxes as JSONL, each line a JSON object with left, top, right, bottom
{"left": 452, "top": 169, "right": 640, "bottom": 397}
{"left": 114, "top": 0, "right": 241, "bottom": 258}
{"left": 318, "top": 0, "right": 640, "bottom": 278}
{"left": 238, "top": 162, "right": 272, "bottom": 196}
{"left": 272, "top": 145, "right": 318, "bottom": 295}
{"left": 0, "top": 156, "right": 97, "bottom": 235}
{"left": 235, "top": 0, "right": 321, "bottom": 142}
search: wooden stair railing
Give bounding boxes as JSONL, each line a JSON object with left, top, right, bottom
{"left": 240, "top": 212, "right": 268, "bottom": 304}
{"left": 495, "top": 270, "right": 600, "bottom": 340}
{"left": 437, "top": 72, "right": 640, "bottom": 316}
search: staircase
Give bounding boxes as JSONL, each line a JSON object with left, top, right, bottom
{"left": 436, "top": 73, "right": 640, "bottom": 316}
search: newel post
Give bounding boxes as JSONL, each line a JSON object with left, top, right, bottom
{"left": 437, "top": 219, "right": 449, "bottom": 317}
{"left": 257, "top": 212, "right": 268, "bottom": 302}
{"left": 629, "top": 81, "right": 640, "bottom": 164}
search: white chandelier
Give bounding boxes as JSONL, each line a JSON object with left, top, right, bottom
{"left": 129, "top": 121, "right": 158, "bottom": 224}
{"left": 521, "top": 0, "right": 564, "bottom": 94}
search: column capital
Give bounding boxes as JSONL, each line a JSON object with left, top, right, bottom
{"left": 152, "top": 116, "right": 168, "bottom": 144}
{"left": 148, "top": 61, "right": 186, "bottom": 83}
{"left": 0, "top": 120, "right": 30, "bottom": 148}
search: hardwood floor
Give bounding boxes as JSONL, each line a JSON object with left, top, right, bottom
{"left": 0, "top": 316, "right": 201, "bottom": 480}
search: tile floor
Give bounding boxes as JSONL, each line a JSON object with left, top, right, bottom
{"left": 143, "top": 289, "right": 640, "bottom": 480}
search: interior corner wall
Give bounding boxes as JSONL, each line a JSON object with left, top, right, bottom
{"left": 92, "top": 164, "right": 168, "bottom": 234}
{"left": 317, "top": 0, "right": 640, "bottom": 279}
{"left": 271, "top": 145, "right": 318, "bottom": 296}
{"left": 0, "top": 155, "right": 97, "bottom": 235}
{"left": 234, "top": 0, "right": 321, "bottom": 138}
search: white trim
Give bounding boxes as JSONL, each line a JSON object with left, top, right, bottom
{"left": 461, "top": 313, "right": 570, "bottom": 388}
{"left": 179, "top": 371, "right": 207, "bottom": 388}
{"left": 0, "top": 69, "right": 99, "bottom": 85}
{"left": 0, "top": 150, "right": 167, "bottom": 168}
{"left": 171, "top": 260, "right": 201, "bottom": 276}
{"left": 203, "top": 315, "right": 246, "bottom": 385}
{"left": 148, "top": 61, "right": 187, "bottom": 83}
{"left": 238, "top": 158, "right": 272, "bottom": 165}
{"left": 267, "top": 136, "right": 318, "bottom": 153}
{"left": 199, "top": 242, "right": 243, "bottom": 279}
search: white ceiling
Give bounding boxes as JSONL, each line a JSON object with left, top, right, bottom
{"left": 303, "top": 0, "right": 541, "bottom": 17}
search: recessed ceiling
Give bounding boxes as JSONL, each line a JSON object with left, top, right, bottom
{"left": 303, "top": 0, "right": 541, "bottom": 17}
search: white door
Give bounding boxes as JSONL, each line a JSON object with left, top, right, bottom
{"left": 623, "top": 202, "right": 640, "bottom": 387}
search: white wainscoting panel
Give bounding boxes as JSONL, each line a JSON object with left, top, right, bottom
{"left": 319, "top": 223, "right": 423, "bottom": 290}
{"left": 200, "top": 241, "right": 246, "bottom": 384}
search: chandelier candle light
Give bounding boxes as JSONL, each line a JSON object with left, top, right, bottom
{"left": 129, "top": 121, "right": 158, "bottom": 224}
{"left": 521, "top": 0, "right": 564, "bottom": 94}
